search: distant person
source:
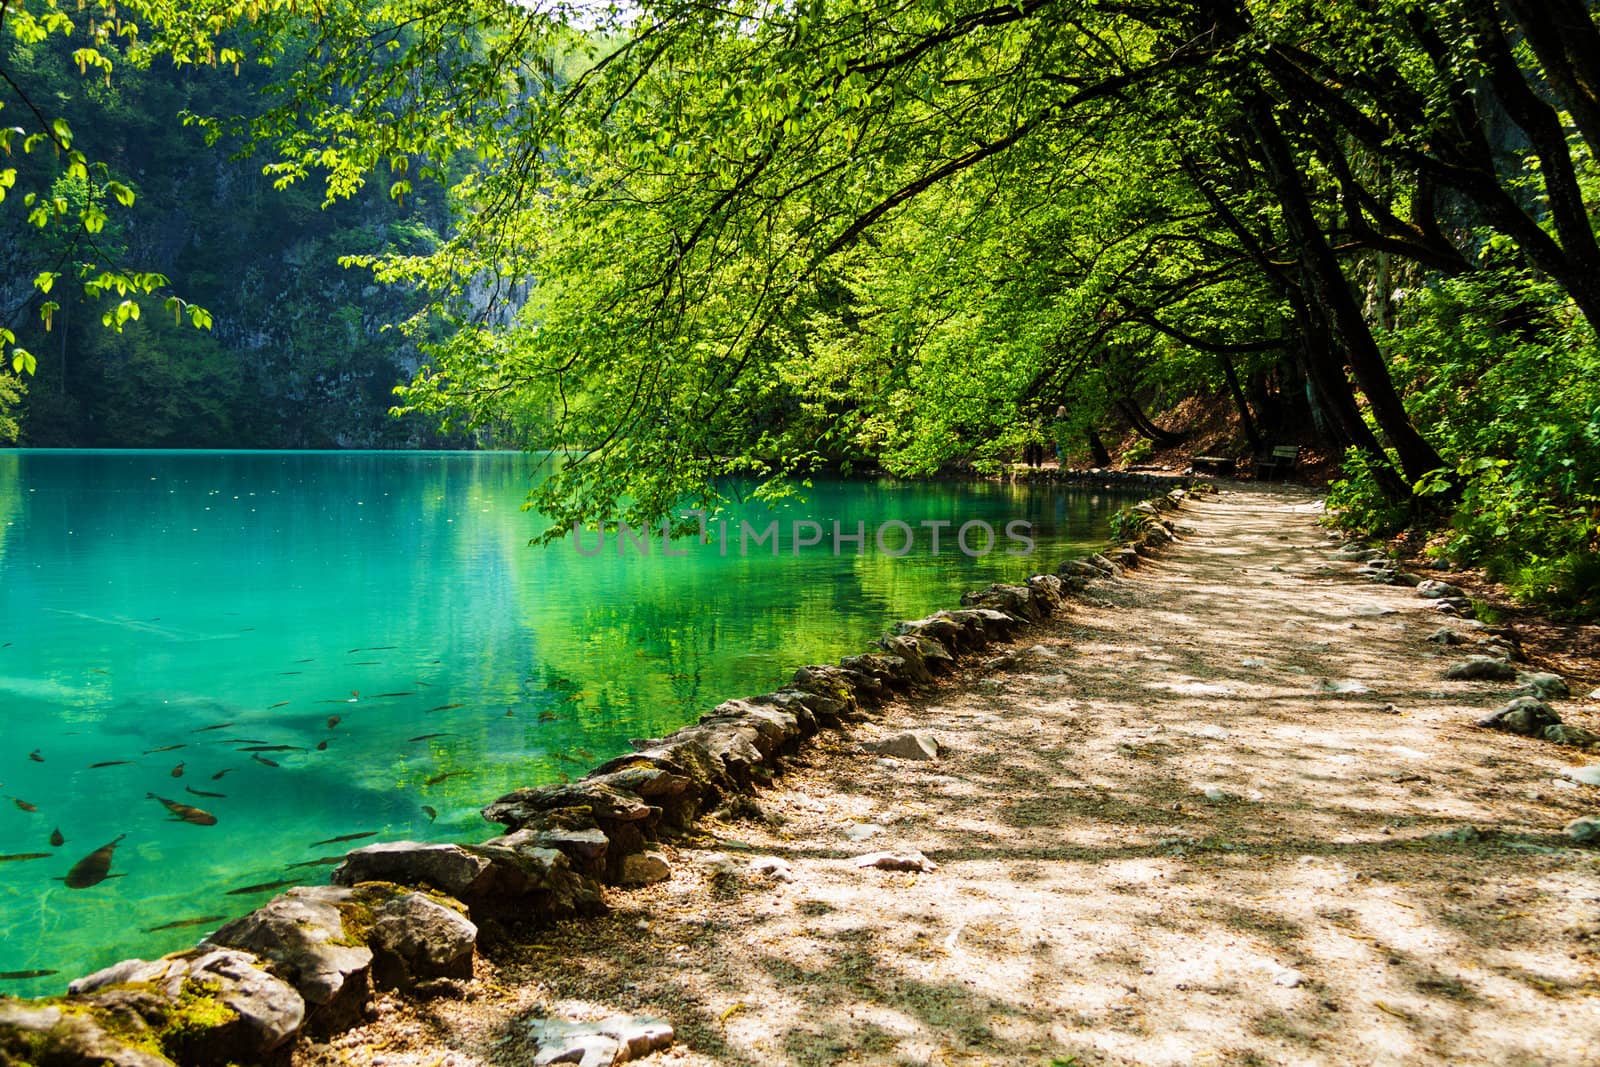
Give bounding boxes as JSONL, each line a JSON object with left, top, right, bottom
{"left": 1023, "top": 417, "right": 1045, "bottom": 468}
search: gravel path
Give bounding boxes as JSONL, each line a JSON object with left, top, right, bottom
{"left": 299, "top": 487, "right": 1600, "bottom": 1067}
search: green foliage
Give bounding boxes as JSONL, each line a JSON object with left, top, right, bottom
{"left": 1107, "top": 506, "right": 1151, "bottom": 543}
{"left": 1328, "top": 266, "right": 1600, "bottom": 616}
{"left": 2, "top": 7, "right": 462, "bottom": 447}
{"left": 0, "top": 371, "right": 24, "bottom": 444}
{"left": 1326, "top": 448, "right": 1412, "bottom": 536}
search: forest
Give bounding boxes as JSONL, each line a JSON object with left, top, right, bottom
{"left": 2, "top": 0, "right": 1598, "bottom": 616}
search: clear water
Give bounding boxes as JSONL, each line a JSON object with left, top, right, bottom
{"left": 0, "top": 450, "right": 1127, "bottom": 994}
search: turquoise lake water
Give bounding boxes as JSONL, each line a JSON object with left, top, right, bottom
{"left": 0, "top": 450, "right": 1128, "bottom": 994}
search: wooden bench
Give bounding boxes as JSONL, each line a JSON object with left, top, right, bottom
{"left": 1191, "top": 454, "right": 1237, "bottom": 475}
{"left": 1253, "top": 444, "right": 1300, "bottom": 481}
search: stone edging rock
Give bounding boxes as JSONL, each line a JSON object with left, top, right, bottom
{"left": 0, "top": 483, "right": 1209, "bottom": 1066}
{"left": 1010, "top": 467, "right": 1194, "bottom": 492}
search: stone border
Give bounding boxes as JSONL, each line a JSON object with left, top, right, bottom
{"left": 0, "top": 483, "right": 1209, "bottom": 1066}
{"left": 1009, "top": 467, "right": 1194, "bottom": 492}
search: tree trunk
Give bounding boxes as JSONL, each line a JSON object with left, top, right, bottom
{"left": 1113, "top": 394, "right": 1187, "bottom": 446}
{"left": 1242, "top": 89, "right": 1446, "bottom": 486}
{"left": 1087, "top": 428, "right": 1112, "bottom": 467}
{"left": 1216, "top": 352, "right": 1262, "bottom": 451}
{"left": 1500, "top": 0, "right": 1600, "bottom": 164}
{"left": 1287, "top": 289, "right": 1409, "bottom": 500}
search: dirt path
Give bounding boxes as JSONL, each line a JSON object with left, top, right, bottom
{"left": 301, "top": 488, "right": 1600, "bottom": 1067}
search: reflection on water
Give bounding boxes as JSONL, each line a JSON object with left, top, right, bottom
{"left": 0, "top": 450, "right": 1130, "bottom": 993}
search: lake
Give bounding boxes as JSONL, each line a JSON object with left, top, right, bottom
{"left": 0, "top": 449, "right": 1130, "bottom": 993}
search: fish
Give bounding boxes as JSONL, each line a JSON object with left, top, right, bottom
{"left": 326, "top": 716, "right": 341, "bottom": 730}
{"left": 144, "top": 915, "right": 227, "bottom": 933}
{"left": 87, "top": 760, "right": 132, "bottom": 769}
{"left": 0, "top": 852, "right": 51, "bottom": 862}
{"left": 62, "top": 834, "right": 125, "bottom": 888}
{"left": 13, "top": 798, "right": 37, "bottom": 812}
{"left": 505, "top": 708, "right": 515, "bottom": 717}
{"left": 0, "top": 642, "right": 10, "bottom": 647}
{"left": 350, "top": 661, "right": 380, "bottom": 665}
{"left": 373, "top": 692, "right": 415, "bottom": 698}
{"left": 211, "top": 768, "right": 235, "bottom": 780}
{"left": 348, "top": 646, "right": 396, "bottom": 653}
{"left": 575, "top": 748, "right": 595, "bottom": 761}
{"left": 421, "top": 806, "right": 437, "bottom": 822}
{"left": 218, "top": 739, "right": 270, "bottom": 745}
{"left": 170, "top": 762, "right": 185, "bottom": 778}
{"left": 28, "top": 749, "right": 43, "bottom": 762}
{"left": 49, "top": 827, "right": 64, "bottom": 847}
{"left": 426, "top": 704, "right": 464, "bottom": 713}
{"left": 251, "top": 754, "right": 279, "bottom": 768}
{"left": 192, "top": 722, "right": 235, "bottom": 733}
{"left": 268, "top": 701, "right": 289, "bottom": 709}
{"left": 278, "top": 671, "right": 302, "bottom": 676}
{"left": 225, "top": 879, "right": 297, "bottom": 896}
{"left": 185, "top": 786, "right": 226, "bottom": 799}
{"left": 295, "top": 658, "right": 315, "bottom": 663}
{"left": 143, "top": 744, "right": 186, "bottom": 755}
{"left": 238, "top": 745, "right": 304, "bottom": 753}
{"left": 285, "top": 856, "right": 345, "bottom": 870}
{"left": 308, "top": 831, "right": 377, "bottom": 847}
{"left": 0, "top": 970, "right": 59, "bottom": 980}
{"left": 537, "top": 711, "right": 559, "bottom": 723}
{"left": 238, "top": 627, "right": 255, "bottom": 632}
{"left": 424, "top": 771, "right": 467, "bottom": 787}
{"left": 554, "top": 752, "right": 584, "bottom": 764}
{"left": 147, "top": 793, "right": 218, "bottom": 826}
{"left": 408, "top": 733, "right": 450, "bottom": 742}
{"left": 315, "top": 740, "right": 329, "bottom": 751}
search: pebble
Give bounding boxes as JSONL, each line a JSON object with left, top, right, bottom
{"left": 1515, "top": 672, "right": 1570, "bottom": 700}
{"left": 524, "top": 1014, "right": 674, "bottom": 1067}
{"left": 1416, "top": 579, "right": 1464, "bottom": 599}
{"left": 1273, "top": 968, "right": 1306, "bottom": 988}
{"left": 700, "top": 852, "right": 740, "bottom": 878}
{"left": 749, "top": 857, "right": 795, "bottom": 882}
{"left": 1477, "top": 696, "right": 1561, "bottom": 736}
{"left": 1565, "top": 818, "right": 1600, "bottom": 844}
{"left": 620, "top": 851, "right": 671, "bottom": 886}
{"left": 1193, "top": 724, "right": 1230, "bottom": 740}
{"left": 1425, "top": 826, "right": 1484, "bottom": 844}
{"left": 853, "top": 850, "right": 937, "bottom": 872}
{"left": 864, "top": 731, "right": 942, "bottom": 761}
{"left": 844, "top": 822, "right": 887, "bottom": 841}
{"left": 1560, "top": 765, "right": 1600, "bottom": 787}
{"left": 1319, "top": 679, "right": 1373, "bottom": 694}
{"left": 1239, "top": 658, "right": 1266, "bottom": 668}
{"left": 1443, "top": 656, "right": 1517, "bottom": 681}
